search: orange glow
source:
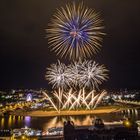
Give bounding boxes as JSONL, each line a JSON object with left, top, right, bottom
{"left": 123, "top": 120, "right": 131, "bottom": 127}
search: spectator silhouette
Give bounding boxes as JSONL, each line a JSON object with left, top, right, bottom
{"left": 89, "top": 118, "right": 105, "bottom": 131}
{"left": 63, "top": 120, "right": 75, "bottom": 140}
{"left": 63, "top": 121, "right": 67, "bottom": 140}
{"left": 94, "top": 118, "right": 105, "bottom": 129}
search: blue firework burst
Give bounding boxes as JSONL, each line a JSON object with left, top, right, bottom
{"left": 46, "top": 2, "right": 105, "bottom": 60}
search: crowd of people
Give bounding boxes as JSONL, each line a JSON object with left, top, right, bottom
{"left": 63, "top": 118, "right": 105, "bottom": 140}
{"left": 63, "top": 118, "right": 138, "bottom": 140}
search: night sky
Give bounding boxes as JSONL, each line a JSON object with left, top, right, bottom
{"left": 0, "top": 0, "right": 140, "bottom": 90}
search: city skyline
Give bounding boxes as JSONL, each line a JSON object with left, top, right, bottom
{"left": 0, "top": 0, "right": 140, "bottom": 90}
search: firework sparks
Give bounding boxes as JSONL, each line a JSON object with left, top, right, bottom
{"left": 78, "top": 60, "right": 108, "bottom": 89}
{"left": 94, "top": 90, "right": 107, "bottom": 109}
{"left": 45, "top": 61, "right": 72, "bottom": 90}
{"left": 44, "top": 1, "right": 109, "bottom": 113}
{"left": 46, "top": 60, "right": 108, "bottom": 90}
{"left": 43, "top": 89, "right": 107, "bottom": 112}
{"left": 43, "top": 92, "right": 58, "bottom": 112}
{"left": 46, "top": 2, "right": 105, "bottom": 60}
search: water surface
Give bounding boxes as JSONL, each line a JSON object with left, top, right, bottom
{"left": 0, "top": 109, "right": 139, "bottom": 130}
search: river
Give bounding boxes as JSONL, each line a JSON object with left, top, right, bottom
{"left": 0, "top": 108, "right": 139, "bottom": 131}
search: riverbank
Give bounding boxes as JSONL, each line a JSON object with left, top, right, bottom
{"left": 10, "top": 106, "right": 124, "bottom": 117}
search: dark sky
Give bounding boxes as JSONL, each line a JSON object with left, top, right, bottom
{"left": 0, "top": 0, "right": 140, "bottom": 90}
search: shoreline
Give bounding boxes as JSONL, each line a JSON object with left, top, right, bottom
{"left": 10, "top": 107, "right": 123, "bottom": 117}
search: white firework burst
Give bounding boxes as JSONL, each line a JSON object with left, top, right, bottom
{"left": 45, "top": 61, "right": 72, "bottom": 89}
{"left": 78, "top": 60, "right": 108, "bottom": 89}
{"left": 46, "top": 60, "right": 108, "bottom": 90}
{"left": 67, "top": 60, "right": 108, "bottom": 89}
